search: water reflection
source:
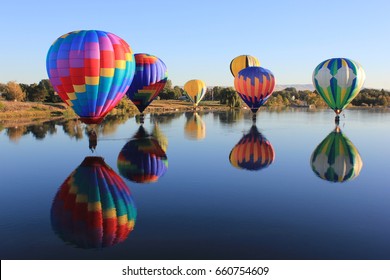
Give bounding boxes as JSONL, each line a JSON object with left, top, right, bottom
{"left": 50, "top": 156, "right": 137, "bottom": 249}
{"left": 213, "top": 110, "right": 244, "bottom": 125}
{"left": 184, "top": 112, "right": 206, "bottom": 140}
{"left": 310, "top": 126, "right": 363, "bottom": 183}
{"left": 149, "top": 112, "right": 182, "bottom": 125}
{"left": 5, "top": 121, "right": 58, "bottom": 142}
{"left": 62, "top": 119, "right": 84, "bottom": 140}
{"left": 229, "top": 125, "right": 275, "bottom": 171}
{"left": 152, "top": 123, "right": 168, "bottom": 153}
{"left": 117, "top": 126, "right": 168, "bottom": 183}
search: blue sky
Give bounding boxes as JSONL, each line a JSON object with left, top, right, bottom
{"left": 1, "top": 0, "right": 389, "bottom": 89}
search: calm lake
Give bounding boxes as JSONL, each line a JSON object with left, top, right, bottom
{"left": 1, "top": 108, "right": 389, "bottom": 260}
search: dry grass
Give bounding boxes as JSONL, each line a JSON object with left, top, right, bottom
{"left": 0, "top": 100, "right": 230, "bottom": 128}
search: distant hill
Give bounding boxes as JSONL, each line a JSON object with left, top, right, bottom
{"left": 274, "top": 84, "right": 314, "bottom": 91}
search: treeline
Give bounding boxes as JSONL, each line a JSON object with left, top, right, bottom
{"left": 0, "top": 80, "right": 61, "bottom": 103}
{"left": 261, "top": 87, "right": 390, "bottom": 108}
{"left": 1, "top": 79, "right": 389, "bottom": 108}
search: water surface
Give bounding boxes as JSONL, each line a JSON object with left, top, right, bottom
{"left": 0, "top": 108, "right": 389, "bottom": 260}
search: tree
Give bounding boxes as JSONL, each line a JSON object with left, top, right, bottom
{"left": 40, "top": 79, "right": 60, "bottom": 102}
{"left": 172, "top": 86, "right": 183, "bottom": 99}
{"left": 0, "top": 83, "right": 7, "bottom": 96}
{"left": 159, "top": 79, "right": 174, "bottom": 99}
{"left": 221, "top": 87, "right": 241, "bottom": 107}
{"left": 4, "top": 81, "right": 25, "bottom": 101}
{"left": 26, "top": 83, "right": 47, "bottom": 102}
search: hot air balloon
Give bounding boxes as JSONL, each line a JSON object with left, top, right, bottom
{"left": 184, "top": 112, "right": 206, "bottom": 140}
{"left": 310, "top": 126, "right": 363, "bottom": 183}
{"left": 117, "top": 126, "right": 168, "bottom": 183}
{"left": 234, "top": 67, "right": 276, "bottom": 118}
{"left": 183, "top": 79, "right": 207, "bottom": 107}
{"left": 126, "top": 53, "right": 168, "bottom": 116}
{"left": 230, "top": 55, "right": 260, "bottom": 77}
{"left": 312, "top": 58, "right": 366, "bottom": 123}
{"left": 229, "top": 125, "right": 275, "bottom": 171}
{"left": 51, "top": 156, "right": 137, "bottom": 249}
{"left": 46, "top": 30, "right": 136, "bottom": 124}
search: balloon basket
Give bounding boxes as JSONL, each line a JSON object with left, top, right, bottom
{"left": 335, "top": 115, "right": 340, "bottom": 125}
{"left": 139, "top": 114, "right": 145, "bottom": 124}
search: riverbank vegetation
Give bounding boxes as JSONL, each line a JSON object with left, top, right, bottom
{"left": 1, "top": 79, "right": 389, "bottom": 120}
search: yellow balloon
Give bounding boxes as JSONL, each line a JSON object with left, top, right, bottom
{"left": 183, "top": 79, "right": 207, "bottom": 106}
{"left": 230, "top": 55, "right": 260, "bottom": 77}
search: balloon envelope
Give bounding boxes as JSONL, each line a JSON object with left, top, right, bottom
{"left": 229, "top": 125, "right": 275, "bottom": 171}
{"left": 126, "top": 53, "right": 168, "bottom": 113}
{"left": 51, "top": 156, "right": 136, "bottom": 249}
{"left": 310, "top": 127, "right": 363, "bottom": 182}
{"left": 183, "top": 79, "right": 207, "bottom": 106}
{"left": 230, "top": 55, "right": 260, "bottom": 77}
{"left": 234, "top": 67, "right": 275, "bottom": 113}
{"left": 312, "top": 58, "right": 366, "bottom": 115}
{"left": 46, "top": 30, "right": 136, "bottom": 124}
{"left": 117, "top": 126, "right": 168, "bottom": 183}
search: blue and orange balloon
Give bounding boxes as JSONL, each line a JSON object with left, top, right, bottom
{"left": 117, "top": 126, "right": 168, "bottom": 183}
{"left": 229, "top": 125, "right": 275, "bottom": 171}
{"left": 126, "top": 53, "right": 168, "bottom": 113}
{"left": 234, "top": 67, "right": 276, "bottom": 113}
{"left": 51, "top": 156, "right": 137, "bottom": 249}
{"left": 46, "top": 30, "right": 136, "bottom": 124}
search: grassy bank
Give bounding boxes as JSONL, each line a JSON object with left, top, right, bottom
{"left": 0, "top": 100, "right": 230, "bottom": 126}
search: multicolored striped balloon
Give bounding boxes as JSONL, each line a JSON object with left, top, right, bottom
{"left": 230, "top": 54, "right": 260, "bottom": 77}
{"left": 183, "top": 79, "right": 207, "bottom": 106}
{"left": 46, "top": 30, "right": 136, "bottom": 124}
{"left": 117, "top": 126, "right": 168, "bottom": 183}
{"left": 312, "top": 58, "right": 366, "bottom": 115}
{"left": 184, "top": 112, "right": 206, "bottom": 140}
{"left": 126, "top": 53, "right": 168, "bottom": 113}
{"left": 310, "top": 127, "right": 363, "bottom": 183}
{"left": 51, "top": 156, "right": 137, "bottom": 249}
{"left": 229, "top": 125, "right": 275, "bottom": 171}
{"left": 234, "top": 67, "right": 276, "bottom": 113}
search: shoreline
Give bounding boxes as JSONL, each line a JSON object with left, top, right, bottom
{"left": 1, "top": 100, "right": 389, "bottom": 129}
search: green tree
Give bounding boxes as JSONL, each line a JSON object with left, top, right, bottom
{"left": 159, "top": 79, "right": 174, "bottom": 99}
{"left": 40, "top": 79, "right": 61, "bottom": 102}
{"left": 173, "top": 86, "right": 183, "bottom": 99}
{"left": 0, "top": 83, "right": 7, "bottom": 97}
{"left": 221, "top": 87, "right": 240, "bottom": 107}
{"left": 28, "top": 83, "right": 48, "bottom": 102}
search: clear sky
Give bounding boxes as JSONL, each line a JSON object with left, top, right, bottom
{"left": 1, "top": 0, "right": 389, "bottom": 89}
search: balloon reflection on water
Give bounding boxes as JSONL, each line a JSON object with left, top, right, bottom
{"left": 184, "top": 112, "right": 206, "bottom": 140}
{"left": 51, "top": 156, "right": 137, "bottom": 249}
{"left": 310, "top": 126, "right": 363, "bottom": 183}
{"left": 229, "top": 125, "right": 275, "bottom": 171}
{"left": 117, "top": 126, "right": 168, "bottom": 183}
